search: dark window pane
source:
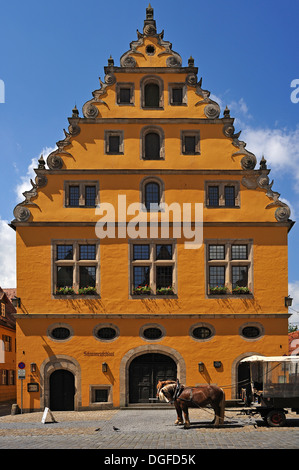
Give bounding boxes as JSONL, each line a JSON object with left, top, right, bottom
{"left": 144, "top": 132, "right": 160, "bottom": 160}
{"left": 96, "top": 328, "right": 116, "bottom": 340}
{"left": 232, "top": 266, "right": 248, "bottom": 288}
{"left": 209, "top": 266, "right": 225, "bottom": 288}
{"left": 57, "top": 266, "right": 73, "bottom": 288}
{"left": 119, "top": 88, "right": 131, "bottom": 103}
{"left": 57, "top": 245, "right": 73, "bottom": 260}
{"left": 51, "top": 327, "right": 70, "bottom": 340}
{"left": 95, "top": 389, "right": 108, "bottom": 402}
{"left": 109, "top": 135, "right": 120, "bottom": 153}
{"left": 208, "top": 186, "right": 219, "bottom": 206}
{"left": 144, "top": 83, "right": 160, "bottom": 107}
{"left": 133, "top": 245, "right": 150, "bottom": 260}
{"left": 224, "top": 186, "right": 235, "bottom": 207}
{"left": 192, "top": 327, "right": 212, "bottom": 339}
{"left": 231, "top": 245, "right": 248, "bottom": 260}
{"left": 133, "top": 266, "right": 150, "bottom": 288}
{"left": 69, "top": 186, "right": 80, "bottom": 206}
{"left": 156, "top": 244, "right": 172, "bottom": 260}
{"left": 79, "top": 266, "right": 96, "bottom": 288}
{"left": 209, "top": 245, "right": 225, "bottom": 260}
{"left": 85, "top": 186, "right": 96, "bottom": 206}
{"left": 172, "top": 88, "right": 183, "bottom": 104}
{"left": 184, "top": 136, "right": 196, "bottom": 154}
{"left": 143, "top": 327, "right": 162, "bottom": 340}
{"left": 145, "top": 182, "right": 160, "bottom": 210}
{"left": 79, "top": 245, "right": 96, "bottom": 260}
{"left": 156, "top": 266, "right": 173, "bottom": 289}
{"left": 242, "top": 326, "right": 260, "bottom": 338}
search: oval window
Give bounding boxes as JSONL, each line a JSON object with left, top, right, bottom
{"left": 242, "top": 326, "right": 260, "bottom": 338}
{"left": 192, "top": 327, "right": 212, "bottom": 339}
{"left": 143, "top": 327, "right": 162, "bottom": 340}
{"left": 96, "top": 327, "right": 117, "bottom": 340}
{"left": 51, "top": 327, "right": 71, "bottom": 340}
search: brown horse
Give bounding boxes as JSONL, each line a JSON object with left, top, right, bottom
{"left": 157, "top": 380, "right": 225, "bottom": 429}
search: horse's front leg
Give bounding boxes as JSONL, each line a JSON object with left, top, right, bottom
{"left": 212, "top": 406, "right": 220, "bottom": 427}
{"left": 174, "top": 402, "right": 184, "bottom": 425}
{"left": 182, "top": 405, "right": 190, "bottom": 429}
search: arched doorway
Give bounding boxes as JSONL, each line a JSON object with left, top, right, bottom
{"left": 129, "top": 353, "right": 177, "bottom": 403}
{"left": 50, "top": 369, "right": 75, "bottom": 411}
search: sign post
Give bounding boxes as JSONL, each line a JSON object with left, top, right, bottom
{"left": 18, "top": 362, "right": 25, "bottom": 414}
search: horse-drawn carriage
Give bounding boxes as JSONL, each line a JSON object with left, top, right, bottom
{"left": 157, "top": 355, "right": 299, "bottom": 428}
{"left": 239, "top": 355, "right": 299, "bottom": 427}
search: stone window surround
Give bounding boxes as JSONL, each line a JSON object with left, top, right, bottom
{"left": 139, "top": 323, "right": 166, "bottom": 342}
{"left": 116, "top": 82, "right": 135, "bottom": 106}
{"left": 140, "top": 75, "right": 164, "bottom": 109}
{"left": 104, "top": 130, "right": 124, "bottom": 154}
{"left": 189, "top": 322, "right": 215, "bottom": 342}
{"left": 168, "top": 82, "right": 187, "bottom": 106}
{"left": 239, "top": 321, "right": 265, "bottom": 342}
{"left": 181, "top": 129, "right": 201, "bottom": 155}
{"left": 89, "top": 384, "right": 113, "bottom": 408}
{"left": 51, "top": 239, "right": 100, "bottom": 296}
{"left": 92, "top": 323, "right": 120, "bottom": 343}
{"left": 64, "top": 180, "right": 100, "bottom": 207}
{"left": 205, "top": 180, "right": 240, "bottom": 207}
{"left": 47, "top": 322, "right": 74, "bottom": 343}
{"left": 140, "top": 125, "right": 165, "bottom": 160}
{"left": 139, "top": 175, "right": 165, "bottom": 212}
{"left": 205, "top": 238, "right": 253, "bottom": 296}
{"left": 128, "top": 238, "right": 177, "bottom": 297}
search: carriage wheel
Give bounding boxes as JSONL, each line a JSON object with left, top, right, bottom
{"left": 266, "top": 409, "right": 286, "bottom": 427}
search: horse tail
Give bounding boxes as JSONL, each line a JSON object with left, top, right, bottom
{"left": 219, "top": 388, "right": 225, "bottom": 424}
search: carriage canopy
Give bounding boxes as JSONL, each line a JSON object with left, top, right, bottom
{"left": 240, "top": 356, "right": 299, "bottom": 398}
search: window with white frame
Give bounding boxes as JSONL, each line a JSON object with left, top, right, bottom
{"left": 206, "top": 240, "right": 253, "bottom": 295}
{"left": 53, "top": 240, "right": 100, "bottom": 295}
{"left": 130, "top": 240, "right": 176, "bottom": 296}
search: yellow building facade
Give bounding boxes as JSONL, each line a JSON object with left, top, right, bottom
{"left": 11, "top": 6, "right": 293, "bottom": 412}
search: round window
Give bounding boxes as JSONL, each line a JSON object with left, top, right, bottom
{"left": 192, "top": 327, "right": 212, "bottom": 339}
{"left": 51, "top": 327, "right": 71, "bottom": 340}
{"left": 143, "top": 327, "right": 163, "bottom": 340}
{"left": 242, "top": 326, "right": 260, "bottom": 338}
{"left": 96, "top": 327, "right": 117, "bottom": 340}
{"left": 146, "top": 45, "right": 155, "bottom": 55}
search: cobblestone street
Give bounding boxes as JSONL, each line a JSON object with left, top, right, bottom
{"left": 0, "top": 405, "right": 299, "bottom": 451}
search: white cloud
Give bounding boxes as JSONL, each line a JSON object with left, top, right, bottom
{"left": 289, "top": 281, "right": 299, "bottom": 327}
{"left": 0, "top": 217, "right": 16, "bottom": 288}
{"left": 0, "top": 146, "right": 56, "bottom": 288}
{"left": 15, "top": 146, "right": 56, "bottom": 203}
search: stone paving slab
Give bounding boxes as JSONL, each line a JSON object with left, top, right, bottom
{"left": 0, "top": 407, "right": 299, "bottom": 450}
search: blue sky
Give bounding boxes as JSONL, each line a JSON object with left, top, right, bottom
{"left": 0, "top": 0, "right": 298, "bottom": 322}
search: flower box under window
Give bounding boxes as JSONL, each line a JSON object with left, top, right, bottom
{"left": 55, "top": 287, "right": 76, "bottom": 295}
{"left": 232, "top": 286, "right": 251, "bottom": 295}
{"left": 132, "top": 285, "right": 152, "bottom": 295}
{"left": 156, "top": 286, "right": 174, "bottom": 295}
{"left": 209, "top": 286, "right": 228, "bottom": 295}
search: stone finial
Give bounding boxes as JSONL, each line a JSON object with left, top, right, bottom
{"left": 223, "top": 106, "right": 230, "bottom": 118}
{"left": 146, "top": 3, "right": 154, "bottom": 19}
{"left": 108, "top": 55, "right": 114, "bottom": 67}
{"left": 260, "top": 155, "right": 267, "bottom": 170}
{"left": 188, "top": 56, "right": 195, "bottom": 67}
{"left": 38, "top": 154, "right": 45, "bottom": 169}
{"left": 72, "top": 105, "right": 79, "bottom": 118}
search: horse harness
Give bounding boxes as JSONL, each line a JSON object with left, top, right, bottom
{"left": 170, "top": 379, "right": 193, "bottom": 404}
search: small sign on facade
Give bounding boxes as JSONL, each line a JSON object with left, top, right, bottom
{"left": 27, "top": 383, "right": 39, "bottom": 392}
{"left": 18, "top": 369, "right": 25, "bottom": 379}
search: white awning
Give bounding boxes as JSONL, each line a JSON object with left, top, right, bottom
{"left": 240, "top": 355, "right": 299, "bottom": 363}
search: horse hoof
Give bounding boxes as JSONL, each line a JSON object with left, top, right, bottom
{"left": 184, "top": 424, "right": 190, "bottom": 429}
